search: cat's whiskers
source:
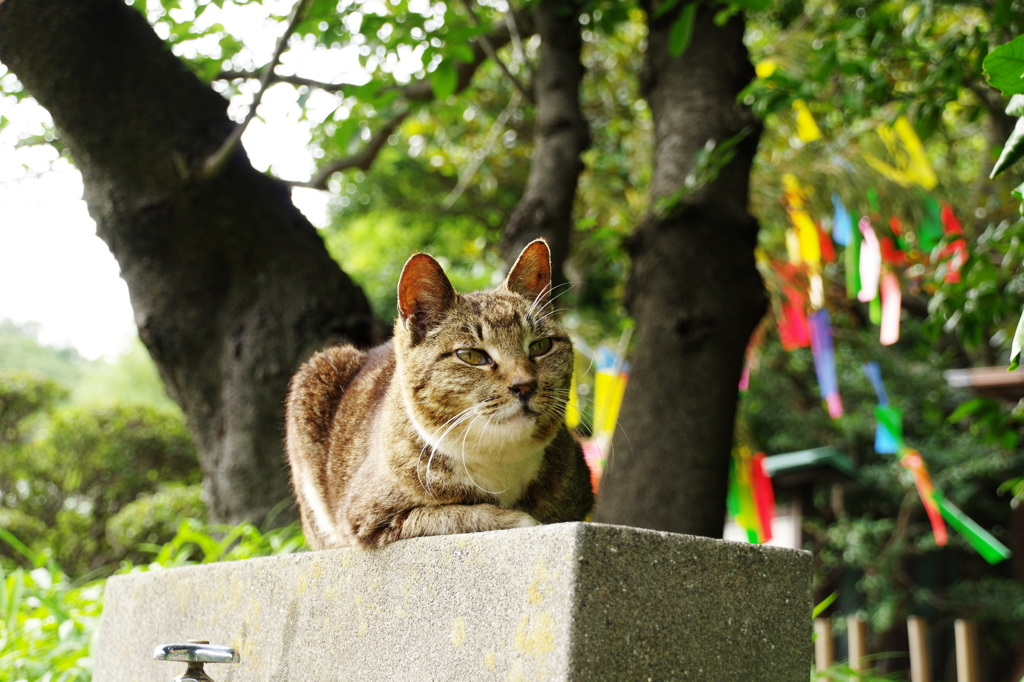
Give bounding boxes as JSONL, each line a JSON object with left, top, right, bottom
{"left": 525, "top": 281, "right": 574, "bottom": 324}
{"left": 542, "top": 385, "right": 634, "bottom": 481}
{"left": 415, "top": 403, "right": 481, "bottom": 498}
{"left": 457, "top": 410, "right": 510, "bottom": 496}
{"left": 532, "top": 306, "right": 570, "bottom": 327}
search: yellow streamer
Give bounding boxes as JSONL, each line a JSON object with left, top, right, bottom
{"left": 862, "top": 116, "right": 937, "bottom": 190}
{"left": 793, "top": 99, "right": 822, "bottom": 143}
{"left": 566, "top": 365, "right": 581, "bottom": 430}
{"left": 593, "top": 371, "right": 627, "bottom": 439}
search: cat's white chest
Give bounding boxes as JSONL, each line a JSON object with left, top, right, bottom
{"left": 411, "top": 410, "right": 546, "bottom": 506}
{"left": 456, "top": 436, "right": 546, "bottom": 507}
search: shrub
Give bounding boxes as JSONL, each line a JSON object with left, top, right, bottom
{"left": 0, "top": 398, "right": 202, "bottom": 577}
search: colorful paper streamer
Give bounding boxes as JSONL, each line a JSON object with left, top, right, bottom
{"left": 900, "top": 448, "right": 949, "bottom": 547}
{"left": 728, "top": 447, "right": 776, "bottom": 544}
{"left": 863, "top": 116, "right": 938, "bottom": 190}
{"left": 809, "top": 309, "right": 843, "bottom": 418}
{"left": 793, "top": 99, "right": 823, "bottom": 143}
{"left": 592, "top": 346, "right": 628, "bottom": 440}
{"left": 832, "top": 193, "right": 852, "bottom": 247}
{"left": 880, "top": 270, "right": 901, "bottom": 345}
{"left": 858, "top": 217, "right": 881, "bottom": 303}
{"left": 933, "top": 491, "right": 1012, "bottom": 565}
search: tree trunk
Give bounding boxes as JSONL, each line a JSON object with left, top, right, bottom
{"left": 593, "top": 1, "right": 766, "bottom": 537}
{"left": 500, "top": 0, "right": 590, "bottom": 282}
{"left": 0, "top": 0, "right": 375, "bottom": 525}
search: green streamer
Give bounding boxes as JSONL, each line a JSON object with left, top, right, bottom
{"left": 933, "top": 491, "right": 1011, "bottom": 565}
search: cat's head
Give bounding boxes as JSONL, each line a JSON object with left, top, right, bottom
{"left": 393, "top": 240, "right": 573, "bottom": 453}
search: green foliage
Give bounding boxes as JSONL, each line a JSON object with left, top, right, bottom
{"left": 0, "top": 520, "right": 305, "bottom": 681}
{"left": 742, "top": 315, "right": 1023, "bottom": 641}
{"left": 0, "top": 377, "right": 202, "bottom": 577}
{"left": 324, "top": 210, "right": 502, "bottom": 322}
{"left": 71, "top": 340, "right": 179, "bottom": 412}
{"left": 0, "top": 371, "right": 67, "bottom": 446}
{"left": 984, "top": 35, "right": 1024, "bottom": 97}
{"left": 0, "top": 321, "right": 86, "bottom": 389}
{"left": 982, "top": 33, "right": 1024, "bottom": 371}
{"left": 0, "top": 321, "right": 176, "bottom": 412}
{"left": 106, "top": 483, "right": 205, "bottom": 553}
{"left": 0, "top": 542, "right": 101, "bottom": 682}
{"left": 143, "top": 517, "right": 306, "bottom": 567}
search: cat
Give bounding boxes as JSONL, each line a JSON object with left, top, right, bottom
{"left": 285, "top": 239, "right": 594, "bottom": 549}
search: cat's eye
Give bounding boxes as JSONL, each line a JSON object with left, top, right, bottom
{"left": 529, "top": 338, "right": 554, "bottom": 357}
{"left": 456, "top": 348, "right": 491, "bottom": 366}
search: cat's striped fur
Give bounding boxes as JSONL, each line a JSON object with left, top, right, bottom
{"left": 285, "top": 240, "right": 594, "bottom": 549}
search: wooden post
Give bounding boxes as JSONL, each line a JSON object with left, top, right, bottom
{"left": 906, "top": 616, "right": 932, "bottom": 682}
{"left": 955, "top": 619, "right": 980, "bottom": 682}
{"left": 848, "top": 616, "right": 869, "bottom": 672}
{"left": 814, "top": 618, "right": 835, "bottom": 671}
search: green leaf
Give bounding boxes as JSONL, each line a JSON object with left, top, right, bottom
{"left": 1006, "top": 94, "right": 1024, "bottom": 117}
{"left": 654, "top": 0, "right": 683, "bottom": 19}
{"left": 429, "top": 60, "right": 458, "bottom": 100}
{"left": 668, "top": 3, "right": 697, "bottom": 58}
{"left": 812, "top": 592, "right": 837, "bottom": 618}
{"left": 990, "top": 116, "right": 1024, "bottom": 178}
{"left": 729, "top": 0, "right": 770, "bottom": 9}
{"left": 983, "top": 35, "right": 1024, "bottom": 96}
{"left": 1009, "top": 309, "right": 1024, "bottom": 371}
{"left": 948, "top": 397, "right": 991, "bottom": 424}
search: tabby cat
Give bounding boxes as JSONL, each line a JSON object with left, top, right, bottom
{"left": 285, "top": 239, "right": 594, "bottom": 549}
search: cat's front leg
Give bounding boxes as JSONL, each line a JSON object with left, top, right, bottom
{"left": 350, "top": 503, "right": 539, "bottom": 548}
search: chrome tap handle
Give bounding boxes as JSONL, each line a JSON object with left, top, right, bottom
{"left": 154, "top": 640, "right": 239, "bottom": 682}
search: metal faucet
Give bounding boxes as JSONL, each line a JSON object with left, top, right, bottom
{"left": 153, "top": 640, "right": 240, "bottom": 682}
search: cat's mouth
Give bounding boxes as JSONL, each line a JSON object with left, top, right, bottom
{"left": 494, "top": 400, "right": 540, "bottom": 423}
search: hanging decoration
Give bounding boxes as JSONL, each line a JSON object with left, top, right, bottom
{"left": 809, "top": 309, "right": 843, "bottom": 418}
{"left": 879, "top": 271, "right": 901, "bottom": 346}
{"left": 572, "top": 335, "right": 632, "bottom": 495}
{"left": 862, "top": 362, "right": 1010, "bottom": 563}
{"left": 792, "top": 99, "right": 823, "bottom": 143}
{"left": 745, "top": 111, "right": 1008, "bottom": 561}
{"left": 728, "top": 446, "right": 776, "bottom": 544}
{"left": 862, "top": 116, "right": 938, "bottom": 190}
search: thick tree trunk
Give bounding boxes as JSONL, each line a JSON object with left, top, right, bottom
{"left": 0, "top": 0, "right": 375, "bottom": 525}
{"left": 500, "top": 0, "right": 589, "bottom": 282}
{"left": 593, "top": 1, "right": 766, "bottom": 537}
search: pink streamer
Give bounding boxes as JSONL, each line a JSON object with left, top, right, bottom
{"left": 858, "top": 217, "right": 881, "bottom": 303}
{"left": 880, "top": 271, "right": 901, "bottom": 345}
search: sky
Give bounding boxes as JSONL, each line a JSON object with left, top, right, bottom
{"left": 0, "top": 99, "right": 335, "bottom": 360}
{"left": 0, "top": 2, "right": 352, "bottom": 360}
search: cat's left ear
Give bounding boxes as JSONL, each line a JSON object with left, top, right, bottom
{"left": 398, "top": 252, "right": 457, "bottom": 338}
{"left": 504, "top": 239, "right": 552, "bottom": 306}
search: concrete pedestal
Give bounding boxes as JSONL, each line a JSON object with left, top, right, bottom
{"left": 95, "top": 522, "right": 812, "bottom": 680}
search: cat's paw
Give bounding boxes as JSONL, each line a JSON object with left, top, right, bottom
{"left": 496, "top": 508, "right": 541, "bottom": 529}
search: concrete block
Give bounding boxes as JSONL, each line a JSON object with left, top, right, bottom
{"left": 95, "top": 522, "right": 812, "bottom": 680}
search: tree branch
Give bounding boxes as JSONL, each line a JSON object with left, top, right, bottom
{"left": 443, "top": 90, "right": 524, "bottom": 208}
{"left": 280, "top": 10, "right": 537, "bottom": 190}
{"left": 287, "top": 110, "right": 410, "bottom": 190}
{"left": 459, "top": 0, "right": 533, "bottom": 103}
{"left": 201, "top": 0, "right": 311, "bottom": 179}
{"left": 217, "top": 69, "right": 348, "bottom": 93}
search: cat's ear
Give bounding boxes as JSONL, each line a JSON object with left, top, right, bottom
{"left": 504, "top": 239, "right": 552, "bottom": 305}
{"left": 398, "top": 253, "right": 457, "bottom": 337}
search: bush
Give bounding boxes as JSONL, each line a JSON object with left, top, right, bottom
{"left": 0, "top": 520, "right": 305, "bottom": 682}
{"left": 106, "top": 483, "right": 206, "bottom": 553}
{"left": 0, "top": 395, "right": 203, "bottom": 577}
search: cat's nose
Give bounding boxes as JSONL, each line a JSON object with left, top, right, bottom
{"left": 509, "top": 380, "right": 537, "bottom": 400}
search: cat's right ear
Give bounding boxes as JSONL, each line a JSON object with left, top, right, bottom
{"left": 398, "top": 253, "right": 457, "bottom": 339}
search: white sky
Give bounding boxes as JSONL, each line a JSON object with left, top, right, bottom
{"left": 0, "top": 3, "right": 346, "bottom": 360}
{"left": 0, "top": 0, "right": 453, "bottom": 359}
